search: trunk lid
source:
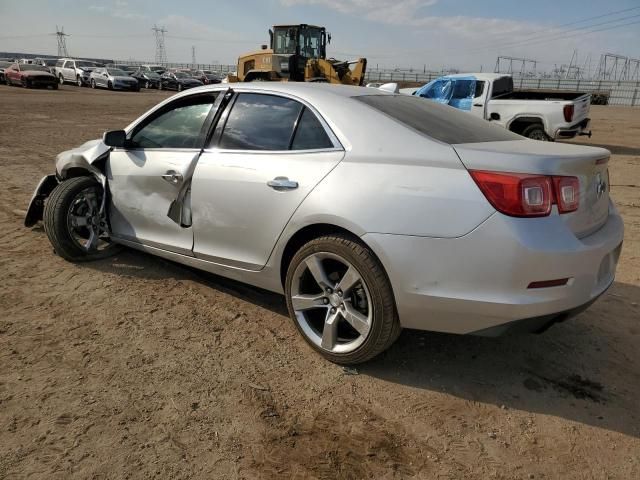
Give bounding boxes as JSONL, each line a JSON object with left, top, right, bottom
{"left": 453, "top": 139, "right": 610, "bottom": 237}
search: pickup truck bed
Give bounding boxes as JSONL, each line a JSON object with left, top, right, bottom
{"left": 498, "top": 90, "right": 588, "bottom": 101}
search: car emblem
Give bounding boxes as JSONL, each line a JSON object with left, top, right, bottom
{"left": 595, "top": 173, "right": 606, "bottom": 199}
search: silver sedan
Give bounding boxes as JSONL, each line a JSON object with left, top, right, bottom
{"left": 25, "top": 83, "right": 624, "bottom": 364}
{"left": 89, "top": 67, "right": 139, "bottom": 91}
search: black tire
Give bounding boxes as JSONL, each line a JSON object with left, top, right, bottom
{"left": 107, "top": 81, "right": 113, "bottom": 90}
{"left": 90, "top": 79, "right": 96, "bottom": 89}
{"left": 522, "top": 124, "right": 551, "bottom": 141}
{"left": 158, "top": 81, "right": 163, "bottom": 91}
{"left": 59, "top": 75, "right": 64, "bottom": 85}
{"left": 285, "top": 234, "right": 401, "bottom": 364}
{"left": 178, "top": 83, "right": 183, "bottom": 92}
{"left": 43, "top": 177, "right": 122, "bottom": 262}
{"left": 145, "top": 81, "right": 150, "bottom": 89}
{"left": 76, "top": 75, "right": 83, "bottom": 87}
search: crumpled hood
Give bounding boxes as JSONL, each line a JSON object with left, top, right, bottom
{"left": 55, "top": 139, "right": 111, "bottom": 178}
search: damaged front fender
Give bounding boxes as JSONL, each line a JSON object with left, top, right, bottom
{"left": 24, "top": 139, "right": 111, "bottom": 227}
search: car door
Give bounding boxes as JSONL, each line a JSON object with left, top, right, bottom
{"left": 470, "top": 80, "right": 488, "bottom": 119}
{"left": 63, "top": 61, "right": 74, "bottom": 81}
{"left": 107, "top": 92, "right": 219, "bottom": 255}
{"left": 191, "top": 92, "right": 344, "bottom": 270}
{"left": 6, "top": 64, "right": 18, "bottom": 84}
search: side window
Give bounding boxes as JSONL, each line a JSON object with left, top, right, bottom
{"left": 129, "top": 95, "right": 216, "bottom": 149}
{"left": 63, "top": 61, "right": 71, "bottom": 69}
{"left": 474, "top": 81, "right": 485, "bottom": 98}
{"left": 219, "top": 93, "right": 302, "bottom": 150}
{"left": 291, "top": 108, "right": 333, "bottom": 150}
{"left": 56, "top": 60, "right": 64, "bottom": 68}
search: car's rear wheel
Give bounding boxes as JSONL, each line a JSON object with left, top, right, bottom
{"left": 44, "top": 177, "right": 121, "bottom": 262}
{"left": 285, "top": 235, "right": 400, "bottom": 364}
{"left": 523, "top": 124, "right": 551, "bottom": 141}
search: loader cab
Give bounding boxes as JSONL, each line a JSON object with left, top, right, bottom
{"left": 270, "top": 24, "right": 327, "bottom": 60}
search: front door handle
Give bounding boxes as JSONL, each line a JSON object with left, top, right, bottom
{"left": 161, "top": 170, "right": 183, "bottom": 185}
{"left": 267, "top": 176, "right": 298, "bottom": 190}
{"left": 473, "top": 103, "right": 483, "bottom": 107}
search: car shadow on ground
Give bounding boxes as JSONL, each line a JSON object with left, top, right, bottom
{"left": 361, "top": 281, "right": 640, "bottom": 439}
{"left": 85, "top": 247, "right": 640, "bottom": 439}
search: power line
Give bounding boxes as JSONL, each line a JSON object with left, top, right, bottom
{"left": 471, "top": 13, "right": 640, "bottom": 54}
{"left": 475, "top": 5, "right": 640, "bottom": 51}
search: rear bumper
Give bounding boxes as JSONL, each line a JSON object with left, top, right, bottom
{"left": 363, "top": 201, "right": 624, "bottom": 334}
{"left": 555, "top": 118, "right": 591, "bottom": 139}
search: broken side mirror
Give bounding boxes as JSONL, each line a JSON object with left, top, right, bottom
{"left": 103, "top": 130, "right": 126, "bottom": 148}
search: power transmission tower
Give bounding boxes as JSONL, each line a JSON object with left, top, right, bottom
{"left": 55, "top": 25, "right": 70, "bottom": 57}
{"left": 494, "top": 56, "right": 537, "bottom": 76}
{"left": 152, "top": 25, "right": 168, "bottom": 65}
{"left": 596, "top": 53, "right": 627, "bottom": 80}
{"left": 191, "top": 46, "right": 196, "bottom": 69}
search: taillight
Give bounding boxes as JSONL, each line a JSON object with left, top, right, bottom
{"left": 563, "top": 104, "right": 574, "bottom": 123}
{"left": 469, "top": 171, "right": 552, "bottom": 217}
{"left": 470, "top": 170, "right": 579, "bottom": 217}
{"left": 552, "top": 176, "right": 579, "bottom": 213}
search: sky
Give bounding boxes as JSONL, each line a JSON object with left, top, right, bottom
{"left": 1, "top": 0, "right": 639, "bottom": 74}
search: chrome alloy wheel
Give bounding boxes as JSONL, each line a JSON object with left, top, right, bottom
{"left": 66, "top": 186, "right": 111, "bottom": 253}
{"left": 290, "top": 252, "right": 373, "bottom": 354}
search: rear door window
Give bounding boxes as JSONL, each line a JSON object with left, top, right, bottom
{"left": 356, "top": 94, "right": 522, "bottom": 144}
{"left": 218, "top": 93, "right": 303, "bottom": 150}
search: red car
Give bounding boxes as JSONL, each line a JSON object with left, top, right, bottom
{"left": 4, "top": 63, "right": 58, "bottom": 89}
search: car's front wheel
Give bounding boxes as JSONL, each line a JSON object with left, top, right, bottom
{"left": 59, "top": 75, "right": 64, "bottom": 85}
{"left": 43, "top": 177, "right": 121, "bottom": 262}
{"left": 285, "top": 235, "right": 401, "bottom": 364}
{"left": 76, "top": 75, "right": 83, "bottom": 87}
{"left": 90, "top": 79, "right": 96, "bottom": 89}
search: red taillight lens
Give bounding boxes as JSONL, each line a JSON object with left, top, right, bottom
{"left": 469, "top": 171, "right": 552, "bottom": 217}
{"left": 563, "top": 104, "right": 574, "bottom": 123}
{"left": 552, "top": 176, "right": 579, "bottom": 213}
{"left": 470, "top": 170, "right": 580, "bottom": 217}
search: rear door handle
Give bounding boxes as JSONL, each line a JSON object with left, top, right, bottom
{"left": 161, "top": 170, "right": 183, "bottom": 185}
{"left": 267, "top": 176, "right": 298, "bottom": 190}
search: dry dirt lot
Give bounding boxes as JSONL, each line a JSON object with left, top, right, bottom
{"left": 0, "top": 85, "right": 639, "bottom": 479}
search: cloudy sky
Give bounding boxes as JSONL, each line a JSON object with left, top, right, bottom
{"left": 1, "top": 0, "right": 638, "bottom": 74}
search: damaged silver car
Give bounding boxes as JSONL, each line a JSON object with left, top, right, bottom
{"left": 26, "top": 83, "right": 623, "bottom": 364}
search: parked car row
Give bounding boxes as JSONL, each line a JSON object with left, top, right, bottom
{"left": 0, "top": 57, "right": 223, "bottom": 92}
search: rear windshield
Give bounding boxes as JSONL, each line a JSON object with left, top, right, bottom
{"left": 355, "top": 94, "right": 522, "bottom": 144}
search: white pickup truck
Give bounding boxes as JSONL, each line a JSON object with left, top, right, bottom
{"left": 394, "top": 73, "right": 592, "bottom": 141}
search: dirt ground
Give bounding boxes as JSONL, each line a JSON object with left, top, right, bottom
{"left": 0, "top": 85, "right": 639, "bottom": 480}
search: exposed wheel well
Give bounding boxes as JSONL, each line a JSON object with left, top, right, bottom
{"left": 508, "top": 117, "right": 544, "bottom": 135}
{"left": 280, "top": 224, "right": 363, "bottom": 286}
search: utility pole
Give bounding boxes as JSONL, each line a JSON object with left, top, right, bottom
{"left": 55, "top": 25, "right": 70, "bottom": 57}
{"left": 152, "top": 25, "right": 168, "bottom": 65}
{"left": 191, "top": 45, "right": 196, "bottom": 69}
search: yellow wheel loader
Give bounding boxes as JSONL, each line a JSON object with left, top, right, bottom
{"left": 228, "top": 24, "right": 367, "bottom": 86}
